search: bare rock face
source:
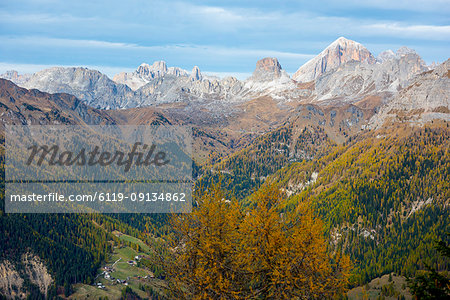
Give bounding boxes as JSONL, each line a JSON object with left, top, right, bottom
{"left": 396, "top": 46, "right": 418, "bottom": 57}
{"left": 113, "top": 61, "right": 188, "bottom": 90}
{"left": 243, "top": 57, "right": 301, "bottom": 101}
{"left": 377, "top": 50, "right": 396, "bottom": 63}
{"left": 0, "top": 78, "right": 117, "bottom": 126}
{"left": 138, "top": 61, "right": 168, "bottom": 77}
{"left": 20, "top": 67, "right": 136, "bottom": 109}
{"left": 136, "top": 73, "right": 244, "bottom": 105}
{"left": 124, "top": 62, "right": 245, "bottom": 105}
{"left": 378, "top": 47, "right": 424, "bottom": 64}
{"left": 314, "top": 48, "right": 429, "bottom": 102}
{"left": 0, "top": 254, "right": 53, "bottom": 299}
{"left": 0, "top": 70, "right": 31, "bottom": 85}
{"left": 0, "top": 38, "right": 442, "bottom": 119}
{"left": 251, "top": 57, "right": 283, "bottom": 81}
{"left": 0, "top": 260, "right": 26, "bottom": 299}
{"left": 21, "top": 253, "right": 53, "bottom": 297}
{"left": 370, "top": 59, "right": 450, "bottom": 128}
{"left": 1, "top": 63, "right": 244, "bottom": 109}
{"left": 293, "top": 37, "right": 376, "bottom": 82}
{"left": 190, "top": 66, "right": 203, "bottom": 81}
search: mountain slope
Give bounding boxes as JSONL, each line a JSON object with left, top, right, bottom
{"left": 370, "top": 59, "right": 450, "bottom": 128}
{"left": 198, "top": 102, "right": 375, "bottom": 198}
{"left": 0, "top": 39, "right": 437, "bottom": 121}
{"left": 293, "top": 37, "right": 376, "bottom": 82}
{"left": 0, "top": 78, "right": 117, "bottom": 126}
{"left": 0, "top": 70, "right": 31, "bottom": 85}
{"left": 20, "top": 67, "right": 137, "bottom": 109}
{"left": 263, "top": 124, "right": 450, "bottom": 284}
{"left": 0, "top": 79, "right": 172, "bottom": 298}
{"left": 314, "top": 48, "right": 429, "bottom": 103}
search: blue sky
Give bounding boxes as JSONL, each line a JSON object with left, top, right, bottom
{"left": 0, "top": 0, "right": 449, "bottom": 79}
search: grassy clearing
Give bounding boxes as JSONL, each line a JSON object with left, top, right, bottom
{"left": 69, "top": 283, "right": 122, "bottom": 300}
{"left": 111, "top": 262, "right": 148, "bottom": 280}
{"left": 115, "top": 246, "right": 139, "bottom": 261}
{"left": 117, "top": 233, "right": 151, "bottom": 253}
{"left": 71, "top": 231, "right": 161, "bottom": 300}
{"left": 348, "top": 273, "right": 412, "bottom": 300}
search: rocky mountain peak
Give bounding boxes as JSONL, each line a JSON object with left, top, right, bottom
{"left": 369, "top": 59, "right": 450, "bottom": 128}
{"left": 377, "top": 50, "right": 396, "bottom": 62}
{"left": 190, "top": 66, "right": 202, "bottom": 81}
{"left": 113, "top": 61, "right": 190, "bottom": 90}
{"left": 293, "top": 37, "right": 376, "bottom": 82}
{"left": 0, "top": 70, "right": 32, "bottom": 85}
{"left": 329, "top": 36, "right": 359, "bottom": 48}
{"left": 377, "top": 47, "right": 427, "bottom": 71}
{"left": 396, "top": 46, "right": 418, "bottom": 57}
{"left": 251, "top": 57, "right": 283, "bottom": 81}
{"left": 4, "top": 70, "right": 19, "bottom": 79}
{"left": 17, "top": 66, "right": 134, "bottom": 109}
{"left": 137, "top": 61, "right": 168, "bottom": 77}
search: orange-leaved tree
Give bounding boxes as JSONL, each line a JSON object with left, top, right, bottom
{"left": 238, "top": 184, "right": 351, "bottom": 299}
{"left": 157, "top": 182, "right": 350, "bottom": 299}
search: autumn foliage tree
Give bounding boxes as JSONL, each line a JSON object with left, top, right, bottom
{"left": 157, "top": 182, "right": 351, "bottom": 299}
{"left": 161, "top": 182, "right": 244, "bottom": 299}
{"left": 239, "top": 185, "right": 350, "bottom": 298}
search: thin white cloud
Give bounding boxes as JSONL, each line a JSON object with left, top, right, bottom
{"left": 323, "top": 0, "right": 450, "bottom": 13}
{"left": 1, "top": 3, "right": 448, "bottom": 43}
{"left": 193, "top": 6, "right": 245, "bottom": 23}
{"left": 0, "top": 12, "right": 96, "bottom": 24}
{"left": 1, "top": 36, "right": 315, "bottom": 60}
{"left": 178, "top": 2, "right": 277, "bottom": 25}
{"left": 187, "top": 44, "right": 315, "bottom": 60}
{"left": 1, "top": 36, "right": 145, "bottom": 49}
{"left": 363, "top": 23, "right": 450, "bottom": 40}
{"left": 1, "top": 1, "right": 448, "bottom": 72}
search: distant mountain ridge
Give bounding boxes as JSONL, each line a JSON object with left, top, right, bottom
{"left": 0, "top": 78, "right": 117, "bottom": 126}
{"left": 1, "top": 37, "right": 446, "bottom": 130}
{"left": 113, "top": 61, "right": 189, "bottom": 90}
{"left": 17, "top": 67, "right": 136, "bottom": 109}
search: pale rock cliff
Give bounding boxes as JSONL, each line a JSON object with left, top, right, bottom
{"left": 20, "top": 67, "right": 136, "bottom": 109}
{"left": 369, "top": 59, "right": 450, "bottom": 128}
{"left": 293, "top": 37, "right": 376, "bottom": 82}
{"left": 113, "top": 61, "right": 188, "bottom": 90}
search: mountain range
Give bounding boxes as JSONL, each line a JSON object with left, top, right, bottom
{"left": 0, "top": 37, "right": 449, "bottom": 299}
{"left": 1, "top": 37, "right": 448, "bottom": 163}
{"left": 0, "top": 37, "right": 435, "bottom": 109}
{"left": 1, "top": 37, "right": 446, "bottom": 148}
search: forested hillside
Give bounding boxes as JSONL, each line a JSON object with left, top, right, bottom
{"left": 260, "top": 123, "right": 450, "bottom": 285}
{"left": 193, "top": 113, "right": 450, "bottom": 289}
{"left": 197, "top": 123, "right": 335, "bottom": 199}
{"left": 0, "top": 37, "right": 448, "bottom": 298}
